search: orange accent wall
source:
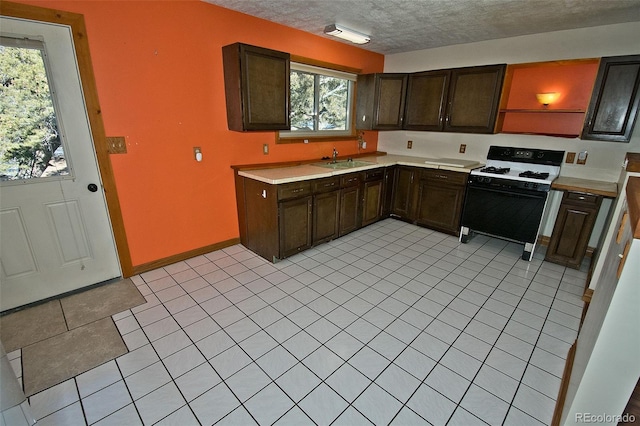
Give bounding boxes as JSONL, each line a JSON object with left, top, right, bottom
{"left": 11, "top": 0, "right": 384, "bottom": 266}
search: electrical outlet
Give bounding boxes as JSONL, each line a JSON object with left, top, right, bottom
{"left": 577, "top": 151, "right": 588, "bottom": 165}
{"left": 407, "top": 140, "right": 413, "bottom": 149}
{"left": 263, "top": 144, "right": 269, "bottom": 155}
{"left": 106, "top": 136, "right": 127, "bottom": 154}
{"left": 566, "top": 152, "right": 576, "bottom": 163}
{"left": 459, "top": 144, "right": 466, "bottom": 154}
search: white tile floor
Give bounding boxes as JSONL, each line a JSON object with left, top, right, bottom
{"left": 12, "top": 219, "right": 587, "bottom": 425}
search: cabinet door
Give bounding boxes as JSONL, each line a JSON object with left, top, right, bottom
{"left": 313, "top": 190, "right": 340, "bottom": 245}
{"left": 545, "top": 192, "right": 602, "bottom": 268}
{"left": 390, "top": 167, "right": 416, "bottom": 220}
{"left": 222, "top": 43, "right": 290, "bottom": 131}
{"left": 404, "top": 70, "right": 450, "bottom": 131}
{"left": 444, "top": 64, "right": 505, "bottom": 133}
{"left": 362, "top": 180, "right": 383, "bottom": 227}
{"left": 339, "top": 186, "right": 361, "bottom": 236}
{"left": 374, "top": 74, "right": 408, "bottom": 129}
{"left": 279, "top": 196, "right": 312, "bottom": 258}
{"left": 582, "top": 55, "right": 640, "bottom": 142}
{"left": 415, "top": 177, "right": 466, "bottom": 235}
{"left": 356, "top": 73, "right": 407, "bottom": 130}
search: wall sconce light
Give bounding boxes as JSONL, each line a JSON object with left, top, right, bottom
{"left": 324, "top": 24, "right": 370, "bottom": 45}
{"left": 536, "top": 92, "right": 560, "bottom": 106}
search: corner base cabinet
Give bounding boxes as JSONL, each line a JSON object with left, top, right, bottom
{"left": 545, "top": 191, "right": 602, "bottom": 269}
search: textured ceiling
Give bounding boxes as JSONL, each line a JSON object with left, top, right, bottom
{"left": 203, "top": 0, "right": 640, "bottom": 55}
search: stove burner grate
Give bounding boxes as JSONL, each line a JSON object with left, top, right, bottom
{"left": 519, "top": 171, "right": 550, "bottom": 179}
{"left": 480, "top": 166, "right": 511, "bottom": 174}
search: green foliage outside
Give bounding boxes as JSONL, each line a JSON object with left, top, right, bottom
{"left": 290, "top": 70, "right": 349, "bottom": 132}
{"left": 0, "top": 45, "right": 63, "bottom": 180}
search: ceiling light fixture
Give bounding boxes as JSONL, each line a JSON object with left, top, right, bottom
{"left": 324, "top": 24, "right": 370, "bottom": 45}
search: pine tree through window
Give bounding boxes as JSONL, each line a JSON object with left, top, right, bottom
{"left": 281, "top": 62, "right": 355, "bottom": 140}
{"left": 0, "top": 36, "right": 69, "bottom": 182}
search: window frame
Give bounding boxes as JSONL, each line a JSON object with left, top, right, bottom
{"left": 277, "top": 57, "right": 360, "bottom": 144}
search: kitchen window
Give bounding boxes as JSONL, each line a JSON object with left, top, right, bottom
{"left": 278, "top": 62, "right": 356, "bottom": 142}
{"left": 0, "top": 36, "right": 69, "bottom": 182}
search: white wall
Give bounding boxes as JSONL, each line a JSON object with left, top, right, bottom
{"left": 379, "top": 21, "right": 640, "bottom": 238}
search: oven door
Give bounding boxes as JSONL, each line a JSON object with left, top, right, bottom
{"left": 460, "top": 184, "right": 548, "bottom": 244}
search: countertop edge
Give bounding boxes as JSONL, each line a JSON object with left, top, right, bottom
{"left": 551, "top": 176, "right": 618, "bottom": 198}
{"left": 237, "top": 155, "right": 483, "bottom": 185}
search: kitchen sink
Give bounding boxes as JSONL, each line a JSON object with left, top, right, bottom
{"left": 312, "top": 160, "right": 375, "bottom": 169}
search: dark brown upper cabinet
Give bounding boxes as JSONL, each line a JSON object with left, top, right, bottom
{"left": 582, "top": 55, "right": 640, "bottom": 142}
{"left": 356, "top": 73, "right": 408, "bottom": 130}
{"left": 222, "top": 43, "right": 290, "bottom": 132}
{"left": 443, "top": 64, "right": 506, "bottom": 133}
{"left": 404, "top": 70, "right": 450, "bottom": 131}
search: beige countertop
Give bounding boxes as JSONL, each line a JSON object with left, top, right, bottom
{"left": 551, "top": 176, "right": 618, "bottom": 198}
{"left": 237, "top": 154, "right": 483, "bottom": 184}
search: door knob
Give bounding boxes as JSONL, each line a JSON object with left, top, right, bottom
{"left": 87, "top": 183, "right": 98, "bottom": 192}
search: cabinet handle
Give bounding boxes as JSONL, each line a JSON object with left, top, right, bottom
{"left": 617, "top": 240, "right": 631, "bottom": 279}
{"left": 292, "top": 188, "right": 304, "bottom": 193}
{"left": 323, "top": 182, "right": 335, "bottom": 187}
{"left": 578, "top": 196, "right": 585, "bottom": 200}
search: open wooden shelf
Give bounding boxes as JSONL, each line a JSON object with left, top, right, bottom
{"left": 499, "top": 109, "right": 585, "bottom": 113}
{"left": 496, "top": 59, "right": 600, "bottom": 136}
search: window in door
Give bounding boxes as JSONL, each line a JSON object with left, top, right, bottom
{"left": 279, "top": 62, "right": 356, "bottom": 141}
{"left": 0, "top": 36, "right": 70, "bottom": 182}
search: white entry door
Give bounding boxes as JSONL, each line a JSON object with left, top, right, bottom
{"left": 0, "top": 17, "right": 120, "bottom": 311}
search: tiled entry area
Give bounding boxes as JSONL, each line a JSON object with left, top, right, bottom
{"left": 17, "top": 219, "right": 585, "bottom": 425}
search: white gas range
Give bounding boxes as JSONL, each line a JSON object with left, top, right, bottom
{"left": 460, "top": 146, "right": 565, "bottom": 260}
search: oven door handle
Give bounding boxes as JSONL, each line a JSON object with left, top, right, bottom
{"left": 467, "top": 185, "right": 547, "bottom": 199}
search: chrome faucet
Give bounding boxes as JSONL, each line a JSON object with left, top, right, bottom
{"left": 332, "top": 147, "right": 338, "bottom": 163}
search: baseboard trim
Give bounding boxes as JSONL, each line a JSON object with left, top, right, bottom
{"left": 537, "top": 235, "right": 595, "bottom": 258}
{"left": 130, "top": 238, "right": 241, "bottom": 276}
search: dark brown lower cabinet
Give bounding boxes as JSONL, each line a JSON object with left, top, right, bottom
{"left": 415, "top": 169, "right": 467, "bottom": 235}
{"left": 339, "top": 174, "right": 362, "bottom": 236}
{"left": 390, "top": 166, "right": 418, "bottom": 220}
{"left": 362, "top": 180, "right": 383, "bottom": 227}
{"left": 235, "top": 165, "right": 469, "bottom": 262}
{"left": 545, "top": 191, "right": 603, "bottom": 269}
{"left": 313, "top": 190, "right": 340, "bottom": 244}
{"left": 362, "top": 168, "right": 385, "bottom": 227}
{"left": 279, "top": 196, "right": 313, "bottom": 258}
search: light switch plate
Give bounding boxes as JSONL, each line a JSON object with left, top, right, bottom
{"left": 566, "top": 152, "right": 576, "bottom": 163}
{"left": 577, "top": 151, "right": 588, "bottom": 165}
{"left": 106, "top": 136, "right": 127, "bottom": 154}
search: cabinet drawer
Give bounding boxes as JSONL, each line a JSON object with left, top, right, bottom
{"left": 364, "top": 168, "right": 384, "bottom": 182}
{"left": 421, "top": 169, "right": 467, "bottom": 185}
{"left": 278, "top": 181, "right": 311, "bottom": 200}
{"left": 341, "top": 173, "right": 362, "bottom": 188}
{"left": 566, "top": 192, "right": 600, "bottom": 205}
{"left": 312, "top": 177, "right": 340, "bottom": 193}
